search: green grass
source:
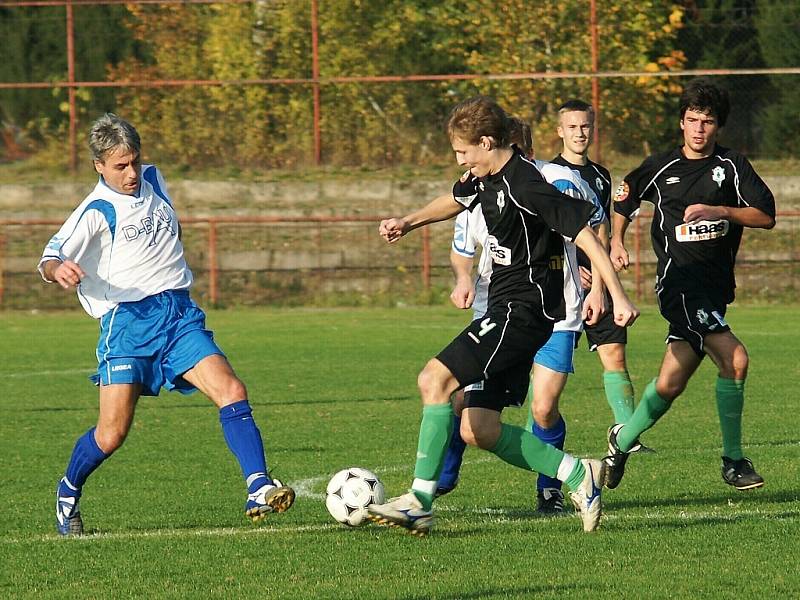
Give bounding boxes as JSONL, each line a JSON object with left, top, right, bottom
{"left": 1, "top": 305, "right": 799, "bottom": 598}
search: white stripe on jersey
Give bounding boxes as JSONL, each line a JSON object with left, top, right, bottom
{"left": 38, "top": 165, "right": 192, "bottom": 318}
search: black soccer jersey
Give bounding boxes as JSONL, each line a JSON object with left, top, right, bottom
{"left": 614, "top": 144, "right": 775, "bottom": 303}
{"left": 452, "top": 150, "right": 597, "bottom": 321}
{"left": 551, "top": 154, "right": 612, "bottom": 269}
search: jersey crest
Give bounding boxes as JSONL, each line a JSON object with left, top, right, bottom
{"left": 496, "top": 190, "right": 506, "bottom": 212}
{"left": 712, "top": 166, "right": 726, "bottom": 187}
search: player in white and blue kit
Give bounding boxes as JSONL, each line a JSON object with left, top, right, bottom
{"left": 41, "top": 114, "right": 294, "bottom": 536}
{"left": 439, "top": 118, "right": 607, "bottom": 514}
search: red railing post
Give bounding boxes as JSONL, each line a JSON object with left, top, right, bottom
{"left": 208, "top": 219, "right": 218, "bottom": 305}
{"left": 421, "top": 227, "right": 431, "bottom": 291}
{"left": 0, "top": 228, "right": 6, "bottom": 306}
{"left": 311, "top": 0, "right": 322, "bottom": 165}
{"left": 589, "top": 0, "right": 602, "bottom": 164}
{"left": 66, "top": 0, "right": 78, "bottom": 173}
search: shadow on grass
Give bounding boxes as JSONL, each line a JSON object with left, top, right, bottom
{"left": 22, "top": 394, "right": 416, "bottom": 412}
{"left": 607, "top": 487, "right": 800, "bottom": 510}
{"left": 397, "top": 581, "right": 590, "bottom": 600}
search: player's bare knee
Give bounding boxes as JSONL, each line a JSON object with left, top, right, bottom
{"left": 417, "top": 360, "right": 452, "bottom": 404}
{"left": 218, "top": 377, "right": 247, "bottom": 405}
{"left": 95, "top": 427, "right": 128, "bottom": 454}
{"left": 728, "top": 345, "right": 749, "bottom": 380}
{"left": 532, "top": 404, "right": 559, "bottom": 429}
{"left": 655, "top": 378, "right": 683, "bottom": 401}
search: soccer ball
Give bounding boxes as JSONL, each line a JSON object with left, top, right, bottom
{"left": 325, "top": 467, "right": 385, "bottom": 527}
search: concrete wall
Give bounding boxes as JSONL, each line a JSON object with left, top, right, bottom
{"left": 2, "top": 175, "right": 799, "bottom": 219}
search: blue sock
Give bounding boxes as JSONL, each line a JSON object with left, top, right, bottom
{"left": 533, "top": 416, "right": 566, "bottom": 491}
{"left": 61, "top": 427, "right": 108, "bottom": 497}
{"left": 219, "top": 400, "right": 271, "bottom": 493}
{"left": 438, "top": 415, "right": 466, "bottom": 490}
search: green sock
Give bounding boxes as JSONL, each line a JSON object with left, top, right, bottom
{"left": 564, "top": 460, "right": 586, "bottom": 491}
{"left": 716, "top": 377, "right": 745, "bottom": 460}
{"left": 617, "top": 379, "right": 670, "bottom": 452}
{"left": 603, "top": 370, "right": 635, "bottom": 424}
{"left": 489, "top": 423, "right": 563, "bottom": 479}
{"left": 411, "top": 403, "right": 453, "bottom": 510}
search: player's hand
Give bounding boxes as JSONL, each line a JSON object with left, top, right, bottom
{"left": 450, "top": 279, "right": 475, "bottom": 309}
{"left": 609, "top": 241, "right": 629, "bottom": 272}
{"left": 378, "top": 218, "right": 409, "bottom": 243}
{"left": 578, "top": 266, "right": 592, "bottom": 290}
{"left": 612, "top": 296, "right": 639, "bottom": 328}
{"left": 683, "top": 204, "right": 724, "bottom": 224}
{"left": 582, "top": 287, "right": 606, "bottom": 326}
{"left": 53, "top": 260, "right": 85, "bottom": 290}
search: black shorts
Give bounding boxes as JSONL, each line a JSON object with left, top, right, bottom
{"left": 463, "top": 362, "right": 530, "bottom": 412}
{"left": 657, "top": 289, "right": 730, "bottom": 357}
{"left": 583, "top": 291, "right": 627, "bottom": 351}
{"left": 437, "top": 301, "right": 552, "bottom": 410}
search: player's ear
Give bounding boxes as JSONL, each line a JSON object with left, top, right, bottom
{"left": 479, "top": 136, "right": 494, "bottom": 151}
{"left": 93, "top": 160, "right": 104, "bottom": 174}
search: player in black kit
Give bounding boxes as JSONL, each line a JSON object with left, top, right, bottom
{"left": 606, "top": 78, "right": 775, "bottom": 491}
{"left": 551, "top": 100, "right": 645, "bottom": 464}
{"left": 366, "top": 96, "right": 639, "bottom": 535}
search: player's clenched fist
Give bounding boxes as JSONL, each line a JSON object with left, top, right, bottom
{"left": 613, "top": 298, "right": 640, "bottom": 328}
{"left": 53, "top": 260, "right": 85, "bottom": 290}
{"left": 378, "top": 218, "right": 408, "bottom": 243}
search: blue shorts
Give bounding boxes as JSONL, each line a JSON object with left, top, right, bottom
{"left": 91, "top": 290, "right": 224, "bottom": 396}
{"left": 533, "top": 330, "right": 577, "bottom": 374}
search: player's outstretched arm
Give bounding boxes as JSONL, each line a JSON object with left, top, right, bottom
{"left": 449, "top": 250, "right": 475, "bottom": 309}
{"left": 683, "top": 204, "right": 775, "bottom": 229}
{"left": 574, "top": 226, "right": 639, "bottom": 327}
{"left": 41, "top": 259, "right": 85, "bottom": 290}
{"left": 378, "top": 194, "right": 463, "bottom": 244}
{"left": 609, "top": 212, "right": 632, "bottom": 271}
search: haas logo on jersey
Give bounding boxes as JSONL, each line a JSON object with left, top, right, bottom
{"left": 675, "top": 219, "right": 729, "bottom": 242}
{"left": 486, "top": 235, "right": 511, "bottom": 266}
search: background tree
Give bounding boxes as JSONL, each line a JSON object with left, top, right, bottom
{"left": 755, "top": 1, "right": 800, "bottom": 158}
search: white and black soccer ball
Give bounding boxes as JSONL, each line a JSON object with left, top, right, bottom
{"left": 325, "top": 467, "right": 385, "bottom": 527}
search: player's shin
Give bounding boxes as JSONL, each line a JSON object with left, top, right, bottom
{"left": 603, "top": 370, "right": 635, "bottom": 423}
{"left": 62, "top": 427, "right": 109, "bottom": 496}
{"left": 489, "top": 423, "right": 564, "bottom": 480}
{"left": 219, "top": 400, "right": 270, "bottom": 492}
{"left": 616, "top": 379, "right": 671, "bottom": 452}
{"left": 412, "top": 403, "right": 453, "bottom": 510}
{"left": 716, "top": 377, "right": 745, "bottom": 461}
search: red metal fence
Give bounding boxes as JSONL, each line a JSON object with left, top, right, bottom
{"left": 2, "top": 212, "right": 798, "bottom": 310}
{"left": 2, "top": 0, "right": 799, "bottom": 170}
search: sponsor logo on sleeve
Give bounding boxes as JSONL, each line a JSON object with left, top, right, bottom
{"left": 613, "top": 181, "right": 629, "bottom": 202}
{"left": 675, "top": 219, "right": 729, "bottom": 242}
{"left": 486, "top": 235, "right": 511, "bottom": 266}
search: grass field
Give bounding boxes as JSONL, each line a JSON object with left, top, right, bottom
{"left": 1, "top": 305, "right": 799, "bottom": 599}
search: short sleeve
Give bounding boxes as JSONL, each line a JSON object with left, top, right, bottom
{"left": 734, "top": 154, "right": 775, "bottom": 219}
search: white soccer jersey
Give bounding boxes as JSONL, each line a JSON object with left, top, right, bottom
{"left": 38, "top": 165, "right": 192, "bottom": 318}
{"left": 451, "top": 160, "right": 604, "bottom": 331}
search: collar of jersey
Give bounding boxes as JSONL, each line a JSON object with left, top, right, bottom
{"left": 485, "top": 149, "right": 518, "bottom": 183}
{"left": 96, "top": 176, "right": 144, "bottom": 201}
